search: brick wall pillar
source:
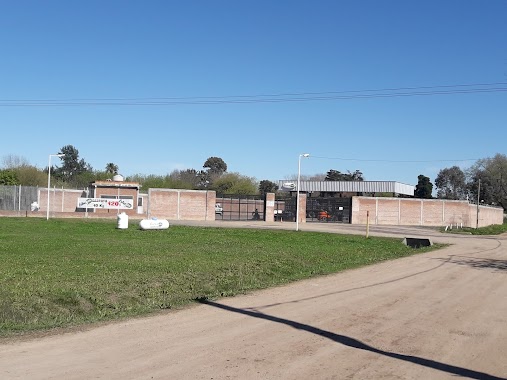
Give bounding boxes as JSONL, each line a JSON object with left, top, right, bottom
{"left": 264, "top": 193, "right": 275, "bottom": 222}
{"left": 298, "top": 192, "right": 307, "bottom": 224}
{"left": 207, "top": 191, "right": 217, "bottom": 220}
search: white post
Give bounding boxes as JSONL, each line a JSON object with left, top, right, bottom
{"left": 46, "top": 156, "right": 51, "bottom": 220}
{"left": 85, "top": 188, "right": 89, "bottom": 218}
{"left": 296, "top": 153, "right": 310, "bottom": 231}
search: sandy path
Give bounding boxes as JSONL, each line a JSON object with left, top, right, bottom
{"left": 1, "top": 224, "right": 506, "bottom": 379}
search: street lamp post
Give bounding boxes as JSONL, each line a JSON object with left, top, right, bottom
{"left": 46, "top": 154, "right": 65, "bottom": 220}
{"left": 296, "top": 153, "right": 310, "bottom": 231}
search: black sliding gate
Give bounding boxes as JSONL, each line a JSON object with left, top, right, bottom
{"left": 216, "top": 194, "right": 265, "bottom": 221}
{"left": 215, "top": 194, "right": 352, "bottom": 223}
{"left": 272, "top": 196, "right": 352, "bottom": 223}
{"left": 306, "top": 197, "right": 352, "bottom": 223}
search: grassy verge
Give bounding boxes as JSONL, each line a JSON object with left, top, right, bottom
{"left": 1, "top": 217, "right": 440, "bottom": 337}
{"left": 441, "top": 222, "right": 507, "bottom": 235}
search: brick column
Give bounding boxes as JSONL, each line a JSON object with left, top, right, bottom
{"left": 264, "top": 193, "right": 275, "bottom": 222}
{"left": 207, "top": 191, "right": 217, "bottom": 221}
{"left": 298, "top": 192, "right": 307, "bottom": 224}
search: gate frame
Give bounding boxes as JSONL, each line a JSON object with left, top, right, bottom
{"left": 215, "top": 193, "right": 266, "bottom": 221}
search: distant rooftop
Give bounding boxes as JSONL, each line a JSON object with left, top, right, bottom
{"left": 278, "top": 180, "right": 415, "bottom": 196}
{"left": 92, "top": 180, "right": 141, "bottom": 189}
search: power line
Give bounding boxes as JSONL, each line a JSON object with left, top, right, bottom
{"left": 2, "top": 81, "right": 506, "bottom": 101}
{"left": 310, "top": 156, "right": 480, "bottom": 163}
{"left": 1, "top": 82, "right": 506, "bottom": 107}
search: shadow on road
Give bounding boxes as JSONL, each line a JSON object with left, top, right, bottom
{"left": 444, "top": 256, "right": 507, "bottom": 272}
{"left": 197, "top": 299, "right": 506, "bottom": 380}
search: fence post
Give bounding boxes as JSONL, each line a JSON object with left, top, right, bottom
{"left": 18, "top": 185, "right": 22, "bottom": 211}
{"left": 12, "top": 185, "right": 17, "bottom": 211}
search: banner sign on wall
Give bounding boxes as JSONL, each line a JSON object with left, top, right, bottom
{"left": 77, "top": 198, "right": 133, "bottom": 209}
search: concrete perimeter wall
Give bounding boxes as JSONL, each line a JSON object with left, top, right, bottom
{"left": 2, "top": 188, "right": 504, "bottom": 228}
{"left": 351, "top": 197, "right": 503, "bottom": 227}
{"left": 39, "top": 188, "right": 85, "bottom": 215}
{"left": 2, "top": 188, "right": 217, "bottom": 221}
{"left": 38, "top": 188, "right": 142, "bottom": 217}
{"left": 148, "top": 189, "right": 216, "bottom": 221}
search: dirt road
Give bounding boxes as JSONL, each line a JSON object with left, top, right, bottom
{"left": 1, "top": 223, "right": 506, "bottom": 379}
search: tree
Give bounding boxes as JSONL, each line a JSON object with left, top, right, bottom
{"left": 349, "top": 169, "right": 364, "bottom": 181}
{"left": 200, "top": 157, "right": 228, "bottom": 189}
{"left": 325, "top": 169, "right": 346, "bottom": 181}
{"left": 435, "top": 166, "right": 467, "bottom": 200}
{"left": 1, "top": 154, "right": 29, "bottom": 169}
{"left": 15, "top": 165, "right": 47, "bottom": 186}
{"left": 105, "top": 163, "right": 119, "bottom": 175}
{"left": 325, "top": 169, "right": 364, "bottom": 181}
{"left": 168, "top": 169, "right": 201, "bottom": 189}
{"left": 0, "top": 170, "right": 18, "bottom": 185}
{"left": 414, "top": 174, "right": 433, "bottom": 199}
{"left": 467, "top": 153, "right": 507, "bottom": 209}
{"left": 309, "top": 173, "right": 327, "bottom": 181}
{"left": 1, "top": 155, "right": 46, "bottom": 186}
{"left": 285, "top": 174, "right": 319, "bottom": 181}
{"left": 258, "top": 180, "right": 278, "bottom": 197}
{"left": 211, "top": 173, "right": 257, "bottom": 195}
{"left": 193, "top": 170, "right": 212, "bottom": 189}
{"left": 126, "top": 173, "right": 189, "bottom": 192}
{"left": 92, "top": 170, "right": 114, "bottom": 182}
{"left": 203, "top": 157, "right": 227, "bottom": 175}
{"left": 52, "top": 145, "right": 93, "bottom": 187}
{"left": 74, "top": 171, "right": 97, "bottom": 188}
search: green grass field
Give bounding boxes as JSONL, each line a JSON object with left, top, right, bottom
{"left": 1, "top": 217, "right": 440, "bottom": 337}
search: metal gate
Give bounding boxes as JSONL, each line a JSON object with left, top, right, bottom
{"left": 306, "top": 197, "right": 352, "bottom": 223}
{"left": 216, "top": 194, "right": 265, "bottom": 221}
{"left": 273, "top": 196, "right": 296, "bottom": 222}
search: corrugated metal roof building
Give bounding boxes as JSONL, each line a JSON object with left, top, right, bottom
{"left": 278, "top": 180, "right": 414, "bottom": 196}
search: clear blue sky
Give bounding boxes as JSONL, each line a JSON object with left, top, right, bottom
{"left": 1, "top": 0, "right": 506, "bottom": 186}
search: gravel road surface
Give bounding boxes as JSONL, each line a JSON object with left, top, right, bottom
{"left": 1, "top": 222, "right": 506, "bottom": 379}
